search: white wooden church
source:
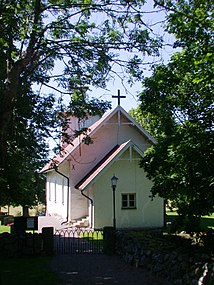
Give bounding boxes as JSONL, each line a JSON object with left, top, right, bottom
{"left": 41, "top": 98, "right": 164, "bottom": 229}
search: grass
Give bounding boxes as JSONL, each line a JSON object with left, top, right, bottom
{"left": 0, "top": 225, "right": 36, "bottom": 234}
{"left": 0, "top": 225, "right": 10, "bottom": 234}
{"left": 200, "top": 215, "right": 214, "bottom": 230}
{"left": 79, "top": 230, "right": 103, "bottom": 240}
{"left": 0, "top": 257, "right": 59, "bottom": 285}
{"left": 166, "top": 212, "right": 214, "bottom": 230}
{"left": 79, "top": 230, "right": 104, "bottom": 250}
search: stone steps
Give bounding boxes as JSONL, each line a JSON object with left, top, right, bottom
{"left": 72, "top": 217, "right": 89, "bottom": 228}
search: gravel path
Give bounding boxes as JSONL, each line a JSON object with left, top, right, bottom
{"left": 51, "top": 254, "right": 170, "bottom": 285}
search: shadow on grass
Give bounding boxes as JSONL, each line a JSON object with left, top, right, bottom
{"left": 0, "top": 257, "right": 59, "bottom": 285}
{"left": 166, "top": 213, "right": 214, "bottom": 230}
{"left": 200, "top": 217, "right": 214, "bottom": 229}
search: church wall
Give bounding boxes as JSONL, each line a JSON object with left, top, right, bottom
{"left": 70, "top": 181, "right": 88, "bottom": 220}
{"left": 117, "top": 124, "right": 151, "bottom": 152}
{"left": 68, "top": 124, "right": 118, "bottom": 186}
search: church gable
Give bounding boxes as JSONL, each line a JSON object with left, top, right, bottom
{"left": 41, "top": 106, "right": 154, "bottom": 174}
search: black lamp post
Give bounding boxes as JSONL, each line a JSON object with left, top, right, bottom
{"left": 111, "top": 175, "right": 118, "bottom": 230}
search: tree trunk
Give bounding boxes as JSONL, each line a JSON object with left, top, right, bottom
{"left": 23, "top": 205, "right": 29, "bottom": 217}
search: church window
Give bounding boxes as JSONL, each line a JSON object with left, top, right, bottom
{"left": 121, "top": 193, "right": 136, "bottom": 209}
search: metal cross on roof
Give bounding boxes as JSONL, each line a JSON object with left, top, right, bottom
{"left": 112, "top": 89, "right": 126, "bottom": 106}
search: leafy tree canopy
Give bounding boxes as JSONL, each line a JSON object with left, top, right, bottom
{"left": 138, "top": 0, "right": 214, "bottom": 221}
{"left": 0, "top": 0, "right": 163, "bottom": 207}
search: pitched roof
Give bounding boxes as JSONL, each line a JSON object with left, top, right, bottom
{"left": 40, "top": 105, "right": 155, "bottom": 173}
{"left": 75, "top": 140, "right": 143, "bottom": 191}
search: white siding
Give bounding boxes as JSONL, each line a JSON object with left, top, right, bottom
{"left": 46, "top": 163, "right": 69, "bottom": 220}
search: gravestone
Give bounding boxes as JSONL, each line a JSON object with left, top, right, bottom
{"left": 42, "top": 227, "right": 54, "bottom": 255}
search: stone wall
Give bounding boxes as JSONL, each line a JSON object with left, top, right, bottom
{"left": 116, "top": 230, "right": 214, "bottom": 285}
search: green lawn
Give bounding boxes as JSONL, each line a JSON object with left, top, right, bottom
{"left": 0, "top": 257, "right": 59, "bottom": 285}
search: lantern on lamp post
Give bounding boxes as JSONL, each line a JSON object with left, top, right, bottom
{"left": 111, "top": 175, "right": 118, "bottom": 230}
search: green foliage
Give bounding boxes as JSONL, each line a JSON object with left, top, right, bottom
{"left": 138, "top": 0, "right": 214, "bottom": 221}
{"left": 129, "top": 106, "right": 162, "bottom": 139}
{"left": 0, "top": 88, "right": 57, "bottom": 206}
{"left": 69, "top": 91, "right": 111, "bottom": 119}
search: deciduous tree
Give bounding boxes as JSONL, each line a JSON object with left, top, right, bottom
{"left": 139, "top": 0, "right": 213, "bottom": 226}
